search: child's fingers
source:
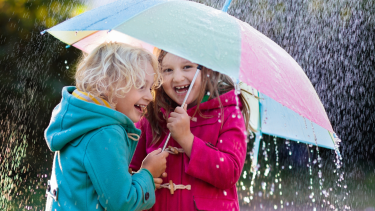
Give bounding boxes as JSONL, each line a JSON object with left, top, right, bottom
{"left": 183, "top": 104, "right": 187, "bottom": 111}
{"left": 167, "top": 117, "right": 177, "bottom": 123}
{"left": 159, "top": 151, "right": 169, "bottom": 158}
{"left": 174, "top": 107, "right": 186, "bottom": 114}
{"left": 154, "top": 178, "right": 163, "bottom": 189}
{"left": 169, "top": 112, "right": 179, "bottom": 118}
{"left": 149, "top": 148, "right": 162, "bottom": 156}
{"left": 154, "top": 178, "right": 163, "bottom": 184}
{"left": 161, "top": 172, "right": 167, "bottom": 178}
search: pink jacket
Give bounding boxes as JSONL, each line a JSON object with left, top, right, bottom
{"left": 130, "top": 90, "right": 247, "bottom": 211}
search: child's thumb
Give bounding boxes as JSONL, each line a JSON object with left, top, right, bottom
{"left": 150, "top": 148, "right": 162, "bottom": 155}
{"left": 160, "top": 151, "right": 169, "bottom": 158}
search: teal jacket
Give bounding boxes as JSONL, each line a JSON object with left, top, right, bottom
{"left": 44, "top": 86, "right": 155, "bottom": 211}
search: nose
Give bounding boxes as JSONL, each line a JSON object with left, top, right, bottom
{"left": 172, "top": 68, "right": 184, "bottom": 83}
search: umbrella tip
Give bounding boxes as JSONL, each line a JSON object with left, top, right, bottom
{"left": 66, "top": 45, "right": 71, "bottom": 49}
{"left": 40, "top": 30, "right": 46, "bottom": 35}
{"left": 221, "top": 0, "right": 232, "bottom": 12}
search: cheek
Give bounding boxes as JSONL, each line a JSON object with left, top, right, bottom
{"left": 190, "top": 75, "right": 203, "bottom": 100}
{"left": 161, "top": 77, "right": 173, "bottom": 91}
{"left": 192, "top": 75, "right": 202, "bottom": 90}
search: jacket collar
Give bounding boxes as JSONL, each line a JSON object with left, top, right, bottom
{"left": 159, "top": 90, "right": 242, "bottom": 128}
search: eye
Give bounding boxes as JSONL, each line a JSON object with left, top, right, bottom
{"left": 183, "top": 65, "right": 193, "bottom": 70}
{"left": 163, "top": 68, "right": 173, "bottom": 73}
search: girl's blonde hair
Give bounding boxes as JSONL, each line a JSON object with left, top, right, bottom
{"left": 146, "top": 49, "right": 256, "bottom": 144}
{"left": 75, "top": 42, "right": 162, "bottom": 107}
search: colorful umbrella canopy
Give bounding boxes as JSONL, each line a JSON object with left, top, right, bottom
{"left": 44, "top": 0, "right": 341, "bottom": 170}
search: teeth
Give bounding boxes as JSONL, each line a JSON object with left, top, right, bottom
{"left": 175, "top": 85, "right": 190, "bottom": 89}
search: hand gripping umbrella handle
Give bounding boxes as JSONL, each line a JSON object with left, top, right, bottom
{"left": 162, "top": 65, "right": 203, "bottom": 151}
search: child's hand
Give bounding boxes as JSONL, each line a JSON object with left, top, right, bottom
{"left": 141, "top": 149, "right": 169, "bottom": 178}
{"left": 167, "top": 105, "right": 194, "bottom": 145}
{"left": 167, "top": 105, "right": 194, "bottom": 157}
{"left": 154, "top": 172, "right": 167, "bottom": 189}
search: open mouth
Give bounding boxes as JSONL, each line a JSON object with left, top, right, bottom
{"left": 134, "top": 104, "right": 146, "bottom": 113}
{"left": 174, "top": 84, "right": 190, "bottom": 94}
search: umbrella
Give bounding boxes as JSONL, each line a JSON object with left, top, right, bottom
{"left": 43, "top": 0, "right": 342, "bottom": 172}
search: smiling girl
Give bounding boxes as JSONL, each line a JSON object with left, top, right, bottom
{"left": 130, "top": 49, "right": 252, "bottom": 211}
{"left": 44, "top": 43, "right": 169, "bottom": 211}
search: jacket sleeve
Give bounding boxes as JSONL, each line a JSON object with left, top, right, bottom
{"left": 185, "top": 111, "right": 247, "bottom": 190}
{"left": 84, "top": 127, "right": 155, "bottom": 211}
{"left": 129, "top": 121, "right": 148, "bottom": 171}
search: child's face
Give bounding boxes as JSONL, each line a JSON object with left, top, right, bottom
{"left": 116, "top": 62, "right": 155, "bottom": 123}
{"left": 161, "top": 53, "right": 202, "bottom": 107}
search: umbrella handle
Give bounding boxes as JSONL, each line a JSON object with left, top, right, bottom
{"left": 162, "top": 65, "right": 202, "bottom": 151}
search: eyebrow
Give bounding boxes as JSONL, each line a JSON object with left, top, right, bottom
{"left": 161, "top": 60, "right": 194, "bottom": 68}
{"left": 144, "top": 78, "right": 153, "bottom": 87}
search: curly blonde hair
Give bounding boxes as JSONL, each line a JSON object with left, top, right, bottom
{"left": 75, "top": 42, "right": 162, "bottom": 107}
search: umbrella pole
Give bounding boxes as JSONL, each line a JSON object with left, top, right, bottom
{"left": 221, "top": 0, "right": 233, "bottom": 12}
{"left": 162, "top": 65, "right": 203, "bottom": 151}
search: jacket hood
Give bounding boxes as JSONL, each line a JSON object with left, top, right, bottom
{"left": 45, "top": 86, "right": 139, "bottom": 152}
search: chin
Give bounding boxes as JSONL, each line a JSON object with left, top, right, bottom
{"left": 131, "top": 117, "right": 140, "bottom": 123}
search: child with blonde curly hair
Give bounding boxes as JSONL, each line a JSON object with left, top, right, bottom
{"left": 44, "top": 42, "right": 169, "bottom": 211}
